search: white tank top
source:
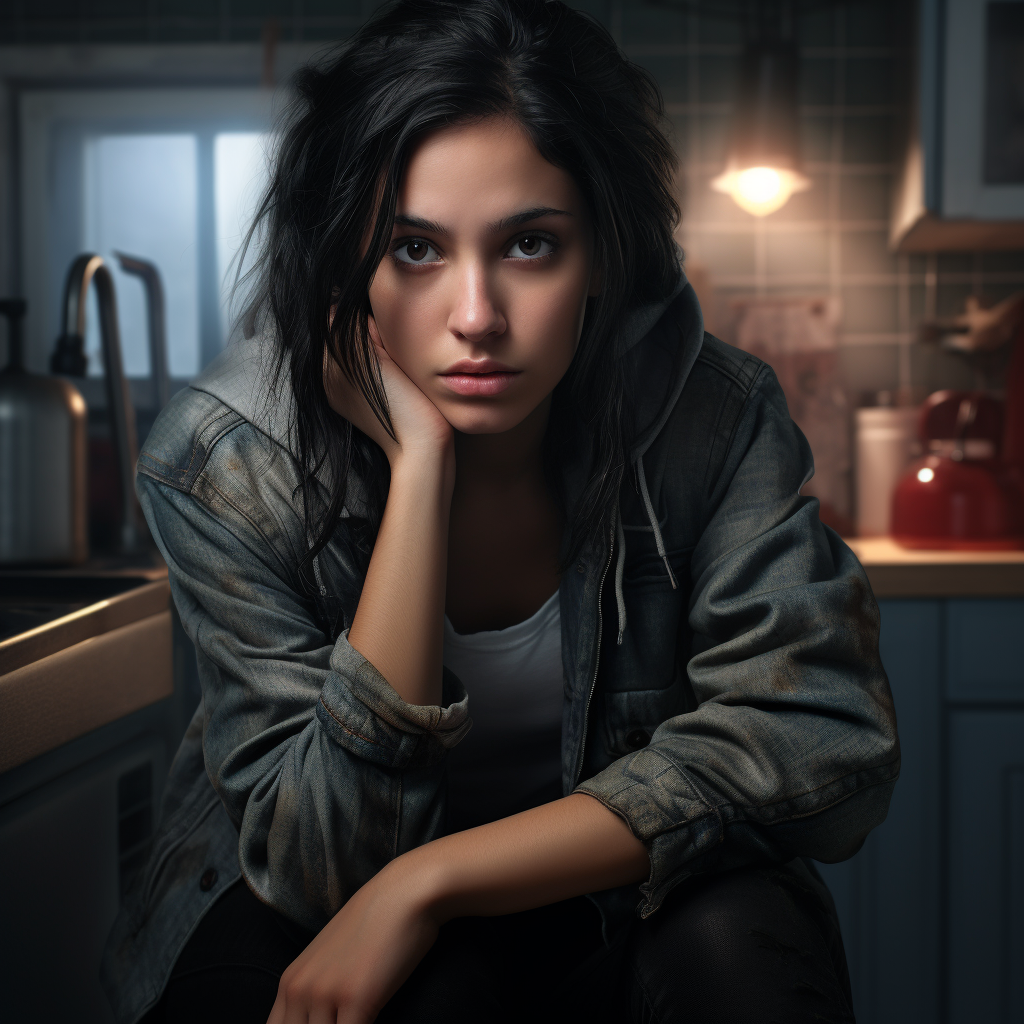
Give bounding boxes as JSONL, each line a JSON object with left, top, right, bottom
{"left": 442, "top": 590, "right": 563, "bottom": 832}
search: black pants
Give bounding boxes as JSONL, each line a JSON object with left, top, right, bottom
{"left": 141, "top": 865, "right": 855, "bottom": 1024}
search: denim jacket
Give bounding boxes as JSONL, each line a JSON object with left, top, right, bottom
{"left": 101, "top": 279, "right": 899, "bottom": 1023}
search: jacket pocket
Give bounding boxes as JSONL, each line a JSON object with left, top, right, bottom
{"left": 600, "top": 683, "right": 691, "bottom": 758}
{"left": 602, "top": 564, "right": 689, "bottom": 694}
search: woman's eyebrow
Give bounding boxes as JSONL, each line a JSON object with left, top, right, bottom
{"left": 491, "top": 206, "right": 572, "bottom": 230}
{"left": 394, "top": 213, "right": 448, "bottom": 234}
{"left": 392, "top": 206, "right": 572, "bottom": 236}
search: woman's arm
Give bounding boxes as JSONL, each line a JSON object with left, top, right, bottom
{"left": 345, "top": 455, "right": 452, "bottom": 708}
{"left": 409, "top": 791, "right": 648, "bottom": 917}
{"left": 276, "top": 335, "right": 645, "bottom": 1023}
{"left": 268, "top": 793, "right": 647, "bottom": 1024}
{"left": 325, "top": 322, "right": 455, "bottom": 709}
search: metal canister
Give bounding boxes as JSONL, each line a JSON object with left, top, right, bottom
{"left": 0, "top": 300, "right": 88, "bottom": 564}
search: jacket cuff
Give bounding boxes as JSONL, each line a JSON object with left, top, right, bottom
{"left": 574, "top": 746, "right": 722, "bottom": 918}
{"left": 317, "top": 631, "right": 471, "bottom": 770}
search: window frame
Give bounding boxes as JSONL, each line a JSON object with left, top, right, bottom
{"left": 19, "top": 86, "right": 275, "bottom": 401}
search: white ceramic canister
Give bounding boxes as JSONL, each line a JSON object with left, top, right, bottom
{"left": 855, "top": 406, "right": 920, "bottom": 536}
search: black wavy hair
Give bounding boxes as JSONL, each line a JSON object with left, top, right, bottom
{"left": 242, "top": 0, "right": 680, "bottom": 583}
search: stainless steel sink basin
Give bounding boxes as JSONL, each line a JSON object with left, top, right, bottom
{"left": 0, "top": 567, "right": 172, "bottom": 772}
{"left": 0, "top": 575, "right": 155, "bottom": 644}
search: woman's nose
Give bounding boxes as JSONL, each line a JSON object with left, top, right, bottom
{"left": 447, "top": 264, "right": 506, "bottom": 344}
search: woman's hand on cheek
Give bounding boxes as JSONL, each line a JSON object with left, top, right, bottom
{"left": 266, "top": 860, "right": 441, "bottom": 1024}
{"left": 323, "top": 316, "right": 453, "bottom": 472}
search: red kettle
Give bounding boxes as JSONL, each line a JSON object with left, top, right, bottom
{"left": 891, "top": 391, "right": 1023, "bottom": 550}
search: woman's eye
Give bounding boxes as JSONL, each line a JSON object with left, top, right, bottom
{"left": 393, "top": 239, "right": 440, "bottom": 265}
{"left": 507, "top": 235, "right": 554, "bottom": 259}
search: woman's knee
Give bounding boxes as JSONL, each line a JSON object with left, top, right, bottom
{"left": 624, "top": 866, "right": 855, "bottom": 1024}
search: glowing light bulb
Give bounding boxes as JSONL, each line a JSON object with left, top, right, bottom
{"left": 917, "top": 467, "right": 935, "bottom": 483}
{"left": 711, "top": 165, "right": 811, "bottom": 217}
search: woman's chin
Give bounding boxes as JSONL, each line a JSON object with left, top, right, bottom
{"left": 442, "top": 405, "right": 531, "bottom": 436}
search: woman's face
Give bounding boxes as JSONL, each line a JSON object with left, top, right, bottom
{"left": 367, "top": 116, "right": 598, "bottom": 435}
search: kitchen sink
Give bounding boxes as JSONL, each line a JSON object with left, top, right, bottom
{"left": 0, "top": 574, "right": 157, "bottom": 644}
{"left": 0, "top": 563, "right": 173, "bottom": 773}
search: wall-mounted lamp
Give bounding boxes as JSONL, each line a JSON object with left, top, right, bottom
{"left": 712, "top": 38, "right": 810, "bottom": 216}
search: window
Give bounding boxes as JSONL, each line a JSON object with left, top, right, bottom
{"left": 20, "top": 88, "right": 274, "bottom": 389}
{"left": 215, "top": 132, "right": 271, "bottom": 344}
{"left": 82, "top": 133, "right": 199, "bottom": 378}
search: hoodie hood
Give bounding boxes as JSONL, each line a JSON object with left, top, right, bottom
{"left": 608, "top": 273, "right": 705, "bottom": 640}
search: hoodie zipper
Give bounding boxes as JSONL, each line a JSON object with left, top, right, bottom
{"left": 573, "top": 520, "right": 616, "bottom": 787}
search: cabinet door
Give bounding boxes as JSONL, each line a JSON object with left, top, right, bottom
{"left": 816, "top": 599, "right": 942, "bottom": 1024}
{"left": 946, "top": 599, "right": 1024, "bottom": 702}
{"left": 948, "top": 710, "right": 1024, "bottom": 1024}
{"left": 940, "top": 0, "right": 1024, "bottom": 219}
{"left": 0, "top": 737, "right": 164, "bottom": 1024}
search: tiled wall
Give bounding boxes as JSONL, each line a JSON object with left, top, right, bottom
{"left": 4, "top": 0, "right": 1024, "bottom": 403}
{"left": 605, "top": 0, "right": 1024, "bottom": 404}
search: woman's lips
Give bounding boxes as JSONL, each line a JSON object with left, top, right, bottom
{"left": 439, "top": 371, "right": 520, "bottom": 396}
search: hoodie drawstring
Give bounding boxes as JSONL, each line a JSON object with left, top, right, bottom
{"left": 611, "top": 453, "right": 678, "bottom": 646}
{"left": 636, "top": 454, "right": 678, "bottom": 591}
{"left": 614, "top": 505, "right": 627, "bottom": 645}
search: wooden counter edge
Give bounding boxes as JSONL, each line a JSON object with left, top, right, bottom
{"left": 0, "top": 611, "right": 174, "bottom": 774}
{"left": 860, "top": 562, "right": 1024, "bottom": 598}
{"left": 0, "top": 579, "right": 171, "bottom": 676}
{"left": 845, "top": 538, "right": 1024, "bottom": 597}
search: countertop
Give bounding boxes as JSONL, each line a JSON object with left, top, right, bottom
{"left": 847, "top": 537, "right": 1024, "bottom": 597}
{"left": 0, "top": 563, "right": 172, "bottom": 773}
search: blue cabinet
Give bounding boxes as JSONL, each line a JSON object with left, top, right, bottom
{"left": 948, "top": 711, "right": 1024, "bottom": 1023}
{"left": 816, "top": 598, "right": 1024, "bottom": 1024}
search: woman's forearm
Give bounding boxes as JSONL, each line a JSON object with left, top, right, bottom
{"left": 397, "top": 793, "right": 649, "bottom": 920}
{"left": 346, "top": 453, "right": 454, "bottom": 708}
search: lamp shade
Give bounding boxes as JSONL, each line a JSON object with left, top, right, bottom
{"left": 712, "top": 40, "right": 810, "bottom": 216}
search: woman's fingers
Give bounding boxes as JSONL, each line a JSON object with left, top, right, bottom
{"left": 266, "top": 976, "right": 373, "bottom": 1024}
{"left": 265, "top": 991, "right": 285, "bottom": 1024}
{"left": 322, "top": 324, "right": 453, "bottom": 465}
{"left": 262, "top": 862, "right": 442, "bottom": 1024}
{"left": 322, "top": 345, "right": 397, "bottom": 456}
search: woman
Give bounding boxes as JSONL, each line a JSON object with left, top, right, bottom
{"left": 103, "top": 2, "right": 898, "bottom": 1022}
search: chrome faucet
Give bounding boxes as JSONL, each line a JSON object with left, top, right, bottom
{"left": 116, "top": 252, "right": 170, "bottom": 412}
{"left": 51, "top": 254, "right": 142, "bottom": 554}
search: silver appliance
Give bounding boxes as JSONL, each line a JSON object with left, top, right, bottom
{"left": 0, "top": 298, "right": 88, "bottom": 564}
